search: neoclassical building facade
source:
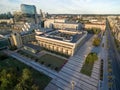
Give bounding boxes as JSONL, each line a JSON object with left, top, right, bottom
{"left": 36, "top": 31, "right": 87, "bottom": 56}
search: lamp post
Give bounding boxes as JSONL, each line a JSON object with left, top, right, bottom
{"left": 71, "top": 81, "right": 76, "bottom": 90}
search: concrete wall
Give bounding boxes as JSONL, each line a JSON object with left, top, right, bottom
{"left": 36, "top": 35, "right": 74, "bottom": 56}
{"left": 10, "top": 33, "right": 23, "bottom": 48}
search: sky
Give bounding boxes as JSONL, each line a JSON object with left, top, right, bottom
{"left": 0, "top": 0, "right": 120, "bottom": 14}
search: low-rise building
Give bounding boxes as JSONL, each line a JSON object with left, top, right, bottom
{"left": 85, "top": 23, "right": 106, "bottom": 31}
{"left": 9, "top": 31, "right": 35, "bottom": 48}
{"left": 108, "top": 16, "right": 120, "bottom": 42}
{"left": 0, "top": 18, "right": 14, "bottom": 24}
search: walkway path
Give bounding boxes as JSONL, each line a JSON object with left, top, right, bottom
{"left": 4, "top": 50, "right": 58, "bottom": 79}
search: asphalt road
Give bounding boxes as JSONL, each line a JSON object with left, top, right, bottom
{"left": 106, "top": 19, "right": 120, "bottom": 90}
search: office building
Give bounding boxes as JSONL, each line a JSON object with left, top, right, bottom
{"left": 21, "top": 4, "right": 37, "bottom": 15}
{"left": 21, "top": 4, "right": 38, "bottom": 24}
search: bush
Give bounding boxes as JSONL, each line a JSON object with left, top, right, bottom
{"left": 41, "top": 61, "right": 44, "bottom": 65}
{"left": 47, "top": 64, "right": 51, "bottom": 67}
{"left": 85, "top": 53, "right": 98, "bottom": 64}
{"left": 55, "top": 67, "right": 59, "bottom": 71}
{"left": 93, "top": 37, "right": 101, "bottom": 46}
{"left": 35, "top": 59, "right": 38, "bottom": 62}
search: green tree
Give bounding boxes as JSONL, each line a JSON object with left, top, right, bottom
{"left": 31, "top": 84, "right": 39, "bottom": 90}
{"left": 14, "top": 68, "right": 32, "bottom": 90}
{"left": 93, "top": 37, "right": 101, "bottom": 46}
{"left": 0, "top": 69, "right": 11, "bottom": 90}
{"left": 0, "top": 68, "right": 18, "bottom": 90}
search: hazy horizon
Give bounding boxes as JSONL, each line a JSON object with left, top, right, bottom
{"left": 0, "top": 0, "right": 120, "bottom": 14}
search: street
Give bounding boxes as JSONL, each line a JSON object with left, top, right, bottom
{"left": 106, "top": 19, "right": 120, "bottom": 90}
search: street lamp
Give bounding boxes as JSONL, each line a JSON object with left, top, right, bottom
{"left": 71, "top": 81, "right": 76, "bottom": 90}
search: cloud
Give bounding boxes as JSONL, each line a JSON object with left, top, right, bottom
{"left": 0, "top": 0, "right": 120, "bottom": 14}
{"left": 0, "top": 0, "right": 20, "bottom": 13}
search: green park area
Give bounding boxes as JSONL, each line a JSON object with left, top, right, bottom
{"left": 17, "top": 50, "right": 67, "bottom": 71}
{"left": 38, "top": 54, "right": 67, "bottom": 71}
{"left": 80, "top": 52, "right": 98, "bottom": 76}
{"left": 0, "top": 52, "right": 51, "bottom": 90}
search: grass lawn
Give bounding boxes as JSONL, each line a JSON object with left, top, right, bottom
{"left": 80, "top": 52, "right": 98, "bottom": 76}
{"left": 17, "top": 50, "right": 67, "bottom": 71}
{"left": 80, "top": 63, "right": 94, "bottom": 76}
{"left": 0, "top": 55, "right": 51, "bottom": 90}
{"left": 38, "top": 54, "right": 67, "bottom": 71}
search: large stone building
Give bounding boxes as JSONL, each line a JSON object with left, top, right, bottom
{"left": 44, "top": 19, "right": 83, "bottom": 30}
{"left": 108, "top": 16, "right": 120, "bottom": 42}
{"left": 85, "top": 23, "right": 106, "bottom": 31}
{"left": 36, "top": 30, "right": 87, "bottom": 56}
{"left": 0, "top": 18, "right": 14, "bottom": 24}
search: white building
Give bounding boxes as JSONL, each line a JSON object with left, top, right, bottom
{"left": 44, "top": 19, "right": 83, "bottom": 30}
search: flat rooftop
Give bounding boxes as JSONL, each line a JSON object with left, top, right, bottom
{"left": 41, "top": 30, "right": 85, "bottom": 43}
{"left": 24, "top": 44, "right": 41, "bottom": 50}
{"left": 54, "top": 22, "right": 79, "bottom": 25}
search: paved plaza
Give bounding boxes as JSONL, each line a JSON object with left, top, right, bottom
{"left": 45, "top": 35, "right": 101, "bottom": 90}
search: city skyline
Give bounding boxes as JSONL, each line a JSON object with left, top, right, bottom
{"left": 0, "top": 0, "right": 120, "bottom": 14}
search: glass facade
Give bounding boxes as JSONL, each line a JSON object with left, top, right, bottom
{"left": 21, "top": 4, "right": 36, "bottom": 15}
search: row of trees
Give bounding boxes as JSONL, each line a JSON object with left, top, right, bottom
{"left": 0, "top": 68, "right": 39, "bottom": 90}
{"left": 87, "top": 28, "right": 101, "bottom": 34}
{"left": 0, "top": 12, "right": 13, "bottom": 19}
